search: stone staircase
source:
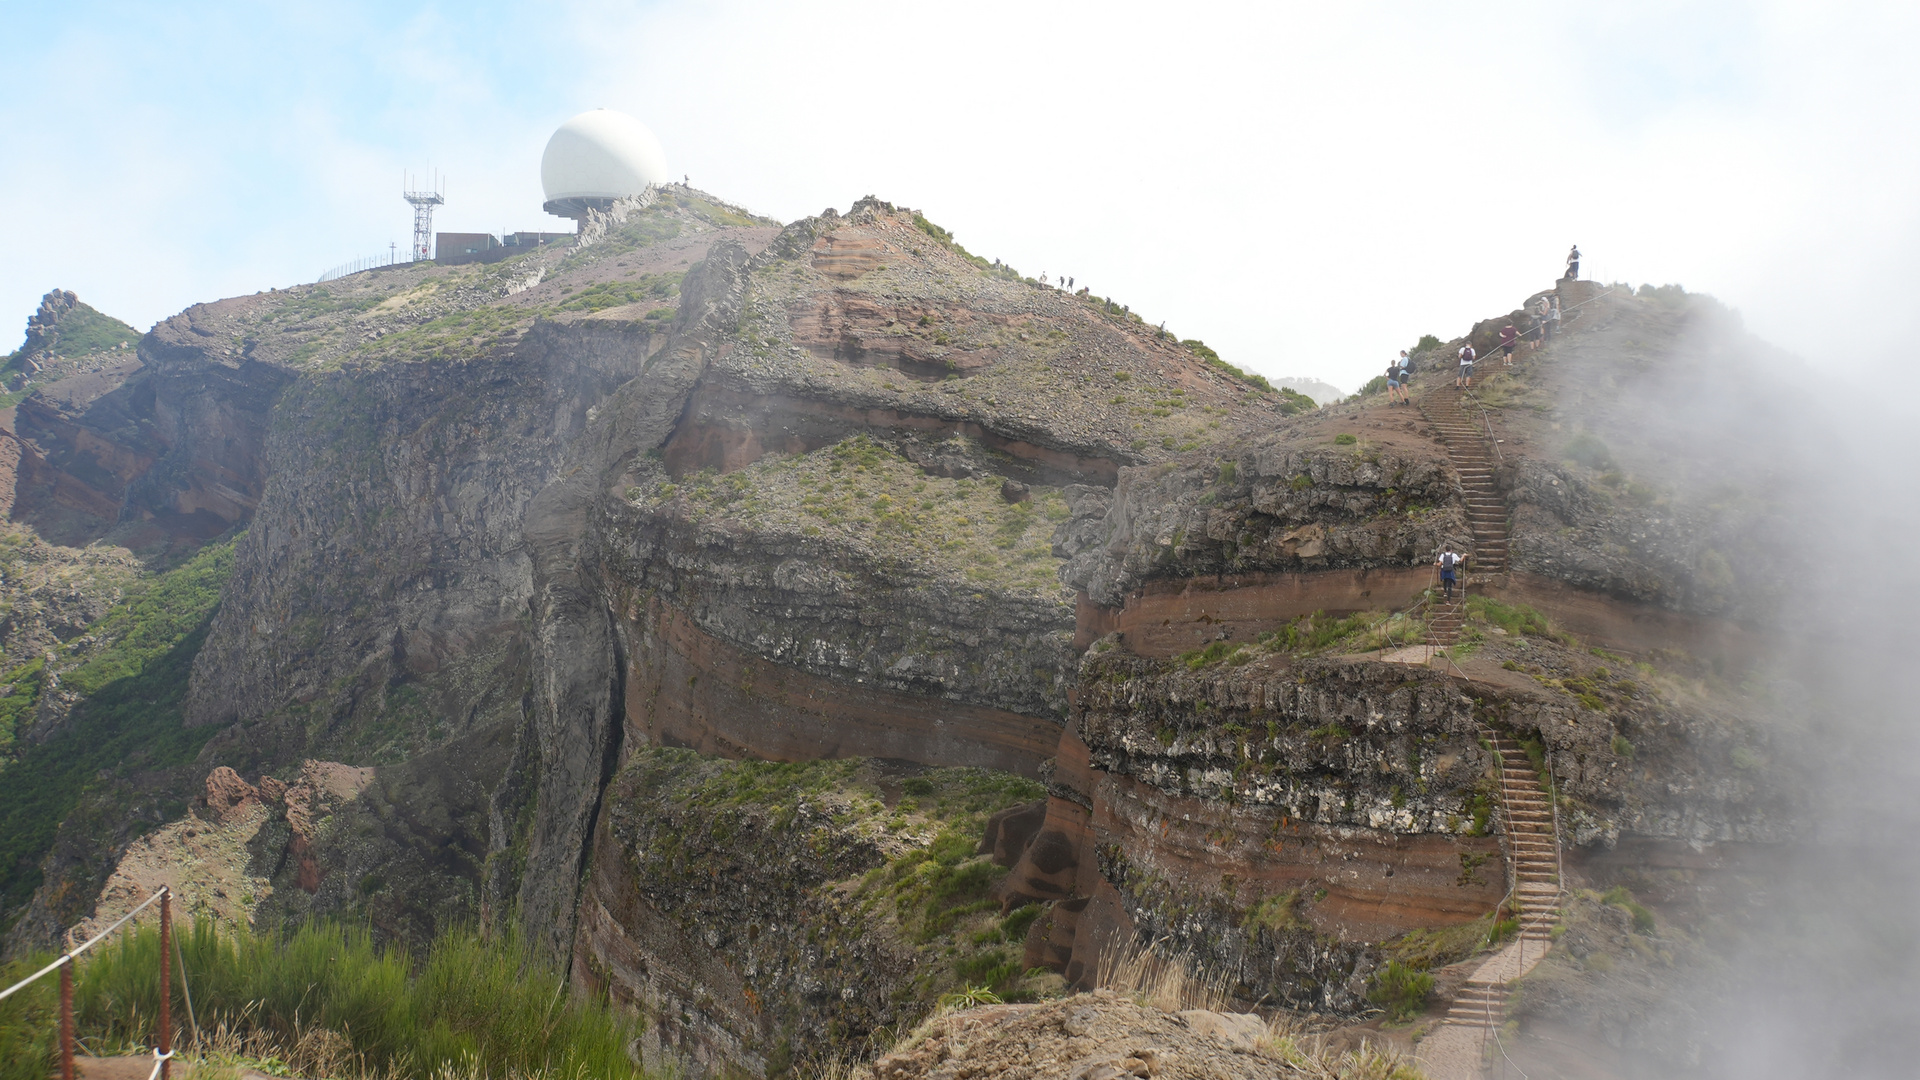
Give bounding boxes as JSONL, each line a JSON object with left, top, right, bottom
{"left": 1428, "top": 599, "right": 1465, "bottom": 646}
{"left": 1440, "top": 731, "right": 1562, "bottom": 1031}
{"left": 1419, "top": 386, "right": 1509, "bottom": 576}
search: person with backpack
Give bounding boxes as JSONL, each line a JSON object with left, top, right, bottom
{"left": 1384, "top": 360, "right": 1405, "bottom": 405}
{"left": 1456, "top": 343, "right": 1476, "bottom": 388}
{"left": 1437, "top": 548, "right": 1465, "bottom": 600}
{"left": 1564, "top": 245, "right": 1581, "bottom": 280}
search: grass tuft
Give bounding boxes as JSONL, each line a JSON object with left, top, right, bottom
{"left": 0, "top": 921, "right": 646, "bottom": 1080}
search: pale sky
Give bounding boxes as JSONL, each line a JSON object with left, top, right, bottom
{"left": 3, "top": 0, "right": 1915, "bottom": 396}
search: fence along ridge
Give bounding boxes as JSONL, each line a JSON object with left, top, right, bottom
{"left": 0, "top": 885, "right": 181, "bottom": 1080}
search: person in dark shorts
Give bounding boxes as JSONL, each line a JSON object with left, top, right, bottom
{"left": 1384, "top": 362, "right": 1405, "bottom": 405}
{"left": 1437, "top": 548, "right": 1464, "bottom": 599}
{"left": 1564, "top": 245, "right": 1581, "bottom": 280}
{"left": 1456, "top": 344, "right": 1476, "bottom": 388}
{"left": 1499, "top": 323, "right": 1517, "bottom": 365}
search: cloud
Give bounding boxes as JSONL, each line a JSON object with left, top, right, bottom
{"left": 2, "top": 1, "right": 1915, "bottom": 393}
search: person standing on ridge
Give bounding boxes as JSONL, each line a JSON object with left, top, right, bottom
{"left": 1565, "top": 245, "right": 1581, "bottom": 280}
{"left": 1457, "top": 343, "right": 1476, "bottom": 388}
{"left": 1437, "top": 548, "right": 1464, "bottom": 600}
{"left": 1398, "top": 349, "right": 1412, "bottom": 380}
{"left": 1499, "top": 323, "right": 1518, "bottom": 366}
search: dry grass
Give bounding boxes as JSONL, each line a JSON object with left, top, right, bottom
{"left": 1093, "top": 936, "right": 1233, "bottom": 1013}
{"left": 1256, "top": 1013, "right": 1427, "bottom": 1080}
{"left": 1095, "top": 938, "right": 1426, "bottom": 1080}
{"left": 164, "top": 1017, "right": 627, "bottom": 1080}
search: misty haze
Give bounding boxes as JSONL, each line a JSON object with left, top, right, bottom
{"left": 1, "top": 4, "right": 1915, "bottom": 1080}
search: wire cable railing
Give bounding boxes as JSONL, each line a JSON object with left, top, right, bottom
{"left": 0, "top": 886, "right": 185, "bottom": 1080}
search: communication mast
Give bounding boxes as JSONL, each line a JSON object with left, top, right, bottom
{"left": 403, "top": 171, "right": 446, "bottom": 262}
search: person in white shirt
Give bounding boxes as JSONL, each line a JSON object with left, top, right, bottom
{"left": 1456, "top": 344, "right": 1476, "bottom": 389}
{"left": 1437, "top": 548, "right": 1465, "bottom": 599}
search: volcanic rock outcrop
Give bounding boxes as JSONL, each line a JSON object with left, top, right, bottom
{"left": 2, "top": 192, "right": 1814, "bottom": 1078}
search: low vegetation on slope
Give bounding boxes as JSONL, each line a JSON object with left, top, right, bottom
{"left": 179, "top": 191, "right": 775, "bottom": 373}
{"left": 635, "top": 434, "right": 1073, "bottom": 596}
{"left": 598, "top": 750, "right": 1053, "bottom": 1071}
{"left": 0, "top": 540, "right": 234, "bottom": 926}
{"left": 0, "top": 921, "right": 644, "bottom": 1080}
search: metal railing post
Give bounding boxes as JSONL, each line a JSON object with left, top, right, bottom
{"left": 159, "top": 887, "right": 172, "bottom": 1080}
{"left": 59, "top": 958, "right": 74, "bottom": 1080}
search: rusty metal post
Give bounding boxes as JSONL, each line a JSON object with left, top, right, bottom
{"left": 159, "top": 887, "right": 172, "bottom": 1080}
{"left": 59, "top": 958, "right": 74, "bottom": 1080}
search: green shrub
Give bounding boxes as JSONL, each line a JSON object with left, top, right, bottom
{"left": 1611, "top": 735, "right": 1635, "bottom": 758}
{"left": 1563, "top": 433, "right": 1614, "bottom": 470}
{"left": 0, "top": 541, "right": 235, "bottom": 916}
{"left": 1367, "top": 959, "right": 1434, "bottom": 1022}
{"left": 1464, "top": 597, "right": 1551, "bottom": 637}
{"left": 0, "top": 921, "right": 644, "bottom": 1080}
{"left": 1414, "top": 334, "right": 1443, "bottom": 352}
{"left": 1177, "top": 640, "right": 1244, "bottom": 670}
{"left": 1259, "top": 610, "right": 1382, "bottom": 654}
{"left": 1274, "top": 387, "right": 1315, "bottom": 416}
{"left": 1333, "top": 433, "right": 1357, "bottom": 445}
{"left": 1000, "top": 904, "right": 1043, "bottom": 943}
{"left": 1601, "top": 886, "right": 1657, "bottom": 933}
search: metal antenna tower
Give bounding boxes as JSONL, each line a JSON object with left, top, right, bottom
{"left": 402, "top": 170, "right": 445, "bottom": 262}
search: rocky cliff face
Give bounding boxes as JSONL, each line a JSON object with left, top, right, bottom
{"left": 1, "top": 192, "right": 787, "bottom": 947}
{"left": 505, "top": 198, "right": 1290, "bottom": 974}
{"left": 8, "top": 195, "right": 1815, "bottom": 1078}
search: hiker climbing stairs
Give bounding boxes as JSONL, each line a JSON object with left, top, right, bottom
{"left": 1441, "top": 731, "right": 1562, "bottom": 1030}
{"left": 1418, "top": 386, "right": 1510, "bottom": 576}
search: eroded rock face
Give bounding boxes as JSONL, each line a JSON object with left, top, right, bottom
{"left": 509, "top": 198, "right": 1290, "bottom": 967}
{"left": 576, "top": 750, "right": 1048, "bottom": 1076}
{"left": 182, "top": 317, "right": 663, "bottom": 762}
{"left": 996, "top": 651, "right": 1506, "bottom": 1011}
{"left": 1064, "top": 442, "right": 1464, "bottom": 608}
{"left": 24, "top": 198, "right": 1815, "bottom": 1077}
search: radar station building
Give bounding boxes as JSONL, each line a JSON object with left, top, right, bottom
{"left": 434, "top": 231, "right": 572, "bottom": 265}
{"left": 540, "top": 109, "right": 668, "bottom": 225}
{"left": 407, "top": 107, "right": 667, "bottom": 268}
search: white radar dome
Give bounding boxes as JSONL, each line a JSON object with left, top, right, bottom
{"left": 541, "top": 109, "right": 668, "bottom": 218}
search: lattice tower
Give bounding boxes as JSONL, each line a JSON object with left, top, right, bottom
{"left": 403, "top": 175, "right": 445, "bottom": 262}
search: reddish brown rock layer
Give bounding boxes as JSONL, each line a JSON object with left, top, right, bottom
{"left": 620, "top": 596, "right": 1059, "bottom": 777}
